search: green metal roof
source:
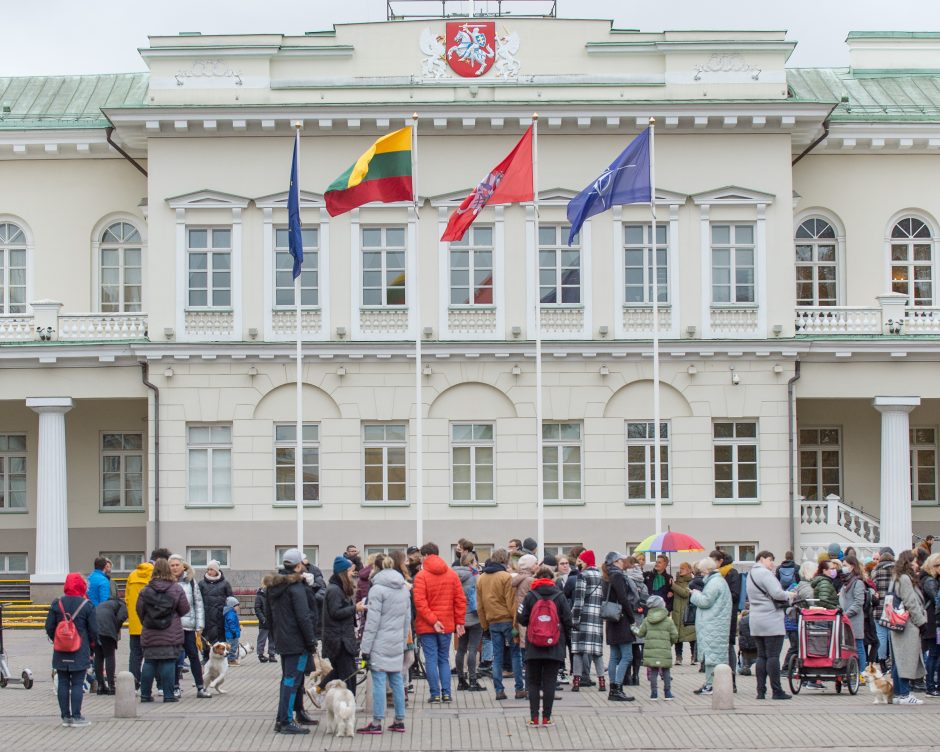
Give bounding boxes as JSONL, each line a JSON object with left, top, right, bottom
{"left": 0, "top": 73, "right": 148, "bottom": 130}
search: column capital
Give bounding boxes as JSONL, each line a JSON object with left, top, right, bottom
{"left": 26, "top": 397, "right": 73, "bottom": 414}
{"left": 873, "top": 396, "right": 920, "bottom": 413}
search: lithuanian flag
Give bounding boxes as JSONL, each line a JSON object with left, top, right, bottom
{"left": 324, "top": 127, "right": 414, "bottom": 216}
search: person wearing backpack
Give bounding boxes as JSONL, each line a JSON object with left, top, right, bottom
{"left": 775, "top": 552, "right": 799, "bottom": 590}
{"left": 45, "top": 573, "right": 98, "bottom": 727}
{"left": 136, "top": 558, "right": 190, "bottom": 703}
{"left": 517, "top": 565, "right": 572, "bottom": 727}
{"left": 454, "top": 552, "right": 484, "bottom": 691}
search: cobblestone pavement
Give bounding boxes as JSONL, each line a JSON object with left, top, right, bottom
{"left": 0, "top": 628, "right": 934, "bottom": 752}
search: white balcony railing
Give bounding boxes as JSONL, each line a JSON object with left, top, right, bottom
{"left": 800, "top": 494, "right": 880, "bottom": 545}
{"left": 794, "top": 306, "right": 881, "bottom": 335}
{"left": 0, "top": 315, "right": 34, "bottom": 342}
{"left": 59, "top": 313, "right": 148, "bottom": 340}
{"left": 903, "top": 307, "right": 940, "bottom": 334}
{"left": 622, "top": 305, "right": 671, "bottom": 334}
{"left": 710, "top": 306, "right": 758, "bottom": 336}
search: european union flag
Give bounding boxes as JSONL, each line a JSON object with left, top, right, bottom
{"left": 287, "top": 132, "right": 303, "bottom": 278}
{"left": 566, "top": 128, "right": 652, "bottom": 246}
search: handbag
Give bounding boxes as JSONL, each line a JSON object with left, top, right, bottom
{"left": 879, "top": 583, "right": 910, "bottom": 633}
{"left": 600, "top": 579, "right": 623, "bottom": 622}
{"left": 751, "top": 573, "right": 787, "bottom": 611}
{"left": 683, "top": 601, "right": 697, "bottom": 626}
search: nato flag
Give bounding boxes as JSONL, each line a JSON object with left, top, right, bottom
{"left": 566, "top": 128, "right": 652, "bottom": 246}
{"left": 287, "top": 132, "right": 303, "bottom": 278}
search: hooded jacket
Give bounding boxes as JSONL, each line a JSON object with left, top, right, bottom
{"left": 223, "top": 601, "right": 241, "bottom": 640}
{"left": 322, "top": 572, "right": 359, "bottom": 658}
{"left": 453, "top": 565, "right": 480, "bottom": 627}
{"left": 517, "top": 578, "right": 572, "bottom": 663}
{"left": 691, "top": 570, "right": 732, "bottom": 665}
{"left": 810, "top": 573, "right": 839, "bottom": 609}
{"left": 124, "top": 560, "right": 154, "bottom": 636}
{"left": 476, "top": 561, "right": 515, "bottom": 629}
{"left": 413, "top": 554, "right": 466, "bottom": 635}
{"left": 198, "top": 571, "right": 233, "bottom": 642}
{"left": 177, "top": 562, "right": 205, "bottom": 632}
{"left": 45, "top": 573, "right": 98, "bottom": 672}
{"left": 360, "top": 568, "right": 411, "bottom": 672}
{"left": 136, "top": 578, "right": 189, "bottom": 650}
{"left": 87, "top": 568, "right": 111, "bottom": 607}
{"left": 638, "top": 605, "right": 678, "bottom": 667}
{"left": 95, "top": 598, "right": 128, "bottom": 642}
{"left": 670, "top": 572, "right": 697, "bottom": 643}
{"left": 264, "top": 569, "right": 317, "bottom": 657}
{"left": 355, "top": 564, "right": 373, "bottom": 604}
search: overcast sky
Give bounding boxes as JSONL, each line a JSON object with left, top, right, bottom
{"left": 6, "top": 0, "right": 940, "bottom": 76}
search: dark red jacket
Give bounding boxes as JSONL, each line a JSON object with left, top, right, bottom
{"left": 137, "top": 579, "right": 190, "bottom": 648}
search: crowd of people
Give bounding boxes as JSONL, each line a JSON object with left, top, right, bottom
{"left": 42, "top": 535, "right": 940, "bottom": 730}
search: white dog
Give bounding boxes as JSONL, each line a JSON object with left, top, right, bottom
{"left": 323, "top": 679, "right": 356, "bottom": 737}
{"left": 236, "top": 641, "right": 255, "bottom": 660}
{"left": 304, "top": 654, "right": 334, "bottom": 709}
{"left": 203, "top": 641, "right": 230, "bottom": 694}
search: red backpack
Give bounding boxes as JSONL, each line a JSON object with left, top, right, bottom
{"left": 53, "top": 599, "right": 88, "bottom": 653}
{"left": 527, "top": 594, "right": 561, "bottom": 648}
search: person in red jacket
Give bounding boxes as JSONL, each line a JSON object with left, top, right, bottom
{"left": 412, "top": 542, "right": 466, "bottom": 703}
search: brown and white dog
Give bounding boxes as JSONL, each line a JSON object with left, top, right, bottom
{"left": 203, "top": 641, "right": 230, "bottom": 694}
{"left": 304, "top": 654, "right": 334, "bottom": 709}
{"left": 323, "top": 679, "right": 356, "bottom": 737}
{"left": 863, "top": 663, "right": 893, "bottom": 704}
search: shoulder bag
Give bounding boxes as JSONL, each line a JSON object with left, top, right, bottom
{"left": 600, "top": 578, "right": 623, "bottom": 622}
{"left": 879, "top": 581, "right": 910, "bottom": 632}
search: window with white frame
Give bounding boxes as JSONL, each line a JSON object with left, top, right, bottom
{"left": 0, "top": 434, "right": 26, "bottom": 511}
{"left": 626, "top": 421, "right": 670, "bottom": 502}
{"left": 713, "top": 421, "right": 758, "bottom": 501}
{"left": 0, "top": 553, "right": 27, "bottom": 574}
{"left": 715, "top": 541, "right": 757, "bottom": 563}
{"left": 624, "top": 542, "right": 640, "bottom": 556}
{"left": 187, "top": 425, "right": 232, "bottom": 505}
{"left": 911, "top": 427, "right": 938, "bottom": 505}
{"left": 274, "top": 423, "right": 319, "bottom": 504}
{"left": 99, "top": 552, "right": 144, "bottom": 573}
{"left": 544, "top": 543, "right": 581, "bottom": 560}
{"left": 363, "top": 424, "right": 407, "bottom": 503}
{"left": 0, "top": 222, "right": 27, "bottom": 315}
{"left": 449, "top": 226, "right": 494, "bottom": 305}
{"left": 101, "top": 432, "right": 144, "bottom": 509}
{"left": 795, "top": 218, "right": 837, "bottom": 307}
{"left": 364, "top": 544, "right": 407, "bottom": 557}
{"left": 100, "top": 222, "right": 142, "bottom": 313}
{"left": 624, "top": 224, "right": 668, "bottom": 304}
{"left": 451, "top": 423, "right": 494, "bottom": 503}
{"left": 274, "top": 227, "right": 318, "bottom": 307}
{"left": 450, "top": 543, "right": 494, "bottom": 563}
{"left": 187, "top": 227, "right": 231, "bottom": 308}
{"left": 187, "top": 547, "right": 230, "bottom": 568}
{"left": 891, "top": 217, "right": 933, "bottom": 306}
{"left": 362, "top": 226, "right": 406, "bottom": 306}
{"left": 539, "top": 225, "right": 580, "bottom": 304}
{"left": 798, "top": 427, "right": 841, "bottom": 501}
{"left": 275, "top": 546, "right": 319, "bottom": 567}
{"left": 543, "top": 422, "right": 582, "bottom": 502}
{"left": 711, "top": 224, "right": 755, "bottom": 304}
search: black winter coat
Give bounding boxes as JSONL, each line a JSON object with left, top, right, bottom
{"left": 199, "top": 574, "right": 233, "bottom": 642}
{"left": 306, "top": 563, "right": 327, "bottom": 607}
{"left": 518, "top": 580, "right": 573, "bottom": 663}
{"left": 603, "top": 568, "right": 637, "bottom": 646}
{"left": 562, "top": 569, "right": 580, "bottom": 606}
{"left": 922, "top": 574, "right": 939, "bottom": 639}
{"left": 254, "top": 588, "right": 268, "bottom": 628}
{"left": 264, "top": 570, "right": 318, "bottom": 657}
{"left": 45, "top": 596, "right": 98, "bottom": 672}
{"left": 322, "top": 574, "right": 358, "bottom": 659}
{"left": 720, "top": 558, "right": 742, "bottom": 643}
{"left": 95, "top": 598, "right": 128, "bottom": 642}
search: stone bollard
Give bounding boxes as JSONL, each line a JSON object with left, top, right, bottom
{"left": 711, "top": 664, "right": 735, "bottom": 710}
{"left": 115, "top": 671, "right": 137, "bottom": 718}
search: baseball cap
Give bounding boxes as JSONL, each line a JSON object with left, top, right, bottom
{"left": 281, "top": 548, "right": 304, "bottom": 567}
{"left": 604, "top": 550, "right": 628, "bottom": 566}
{"left": 407, "top": 546, "right": 420, "bottom": 555}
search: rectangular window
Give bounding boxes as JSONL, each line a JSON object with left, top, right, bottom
{"left": 362, "top": 226, "right": 406, "bottom": 306}
{"left": 451, "top": 423, "right": 494, "bottom": 503}
{"left": 0, "top": 223, "right": 27, "bottom": 314}
{"left": 544, "top": 543, "right": 581, "bottom": 560}
{"left": 0, "top": 552, "right": 28, "bottom": 574}
{"left": 798, "top": 427, "right": 841, "bottom": 502}
{"left": 625, "top": 542, "right": 640, "bottom": 556}
{"left": 715, "top": 542, "right": 757, "bottom": 563}
{"left": 187, "top": 547, "right": 230, "bottom": 569}
{"left": 274, "top": 227, "right": 319, "bottom": 307}
{"left": 364, "top": 544, "right": 408, "bottom": 557}
{"left": 98, "top": 552, "right": 144, "bottom": 574}
{"left": 626, "top": 421, "right": 670, "bottom": 502}
{"left": 101, "top": 432, "right": 144, "bottom": 509}
{"left": 0, "top": 434, "right": 27, "bottom": 511}
{"left": 274, "top": 423, "right": 319, "bottom": 505}
{"left": 543, "top": 422, "right": 582, "bottom": 503}
{"left": 713, "top": 421, "right": 758, "bottom": 501}
{"left": 450, "top": 543, "right": 494, "bottom": 564}
{"left": 187, "top": 227, "right": 231, "bottom": 308}
{"left": 449, "top": 226, "right": 494, "bottom": 305}
{"left": 363, "top": 424, "right": 407, "bottom": 503}
{"left": 100, "top": 248, "right": 142, "bottom": 313}
{"left": 911, "top": 427, "right": 938, "bottom": 505}
{"left": 624, "top": 224, "right": 668, "bottom": 304}
{"left": 711, "top": 224, "right": 755, "bottom": 304}
{"left": 891, "top": 241, "right": 933, "bottom": 306}
{"left": 539, "top": 225, "right": 580, "bottom": 304}
{"left": 275, "top": 546, "right": 319, "bottom": 567}
{"left": 187, "top": 425, "right": 232, "bottom": 505}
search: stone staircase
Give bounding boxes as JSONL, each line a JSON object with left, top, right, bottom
{"left": 800, "top": 494, "right": 881, "bottom": 559}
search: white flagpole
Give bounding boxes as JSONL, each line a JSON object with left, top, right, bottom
{"left": 412, "top": 114, "right": 424, "bottom": 546}
{"left": 533, "top": 114, "right": 544, "bottom": 553}
{"left": 293, "top": 123, "right": 304, "bottom": 551}
{"left": 649, "top": 117, "right": 662, "bottom": 534}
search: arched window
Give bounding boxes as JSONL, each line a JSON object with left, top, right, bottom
{"left": 795, "top": 217, "right": 837, "bottom": 306}
{"left": 0, "top": 222, "right": 27, "bottom": 314}
{"left": 890, "top": 217, "right": 933, "bottom": 306}
{"left": 100, "top": 222, "right": 142, "bottom": 312}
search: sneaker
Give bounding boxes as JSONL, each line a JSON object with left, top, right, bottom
{"left": 139, "top": 696, "right": 154, "bottom": 703}
{"left": 515, "top": 689, "right": 528, "bottom": 699}
{"left": 650, "top": 690, "right": 659, "bottom": 700}
{"left": 428, "top": 695, "right": 441, "bottom": 704}
{"left": 277, "top": 722, "right": 310, "bottom": 735}
{"left": 527, "top": 718, "right": 540, "bottom": 727}
{"left": 357, "top": 722, "right": 383, "bottom": 735}
{"left": 173, "top": 687, "right": 182, "bottom": 699}
{"left": 664, "top": 690, "right": 675, "bottom": 701}
{"left": 893, "top": 695, "right": 924, "bottom": 705}
{"left": 228, "top": 660, "right": 240, "bottom": 667}
{"left": 71, "top": 716, "right": 91, "bottom": 728}
{"left": 693, "top": 685, "right": 713, "bottom": 695}
{"left": 259, "top": 656, "right": 268, "bottom": 663}
{"left": 61, "top": 717, "right": 72, "bottom": 727}
{"left": 541, "top": 717, "right": 555, "bottom": 726}
{"left": 925, "top": 689, "right": 940, "bottom": 697}
{"left": 457, "top": 677, "right": 470, "bottom": 691}
{"left": 494, "top": 691, "right": 507, "bottom": 700}
{"left": 389, "top": 721, "right": 406, "bottom": 733}
{"left": 196, "top": 688, "right": 212, "bottom": 699}
{"left": 163, "top": 696, "right": 179, "bottom": 703}
{"left": 771, "top": 692, "right": 792, "bottom": 700}
{"left": 441, "top": 693, "right": 452, "bottom": 703}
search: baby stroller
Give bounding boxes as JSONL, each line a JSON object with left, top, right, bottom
{"left": 786, "top": 606, "right": 859, "bottom": 695}
{"left": 0, "top": 603, "right": 33, "bottom": 689}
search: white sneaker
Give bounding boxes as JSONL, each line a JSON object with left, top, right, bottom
{"left": 893, "top": 695, "right": 924, "bottom": 705}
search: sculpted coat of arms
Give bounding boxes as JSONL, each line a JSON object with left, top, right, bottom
{"left": 419, "top": 22, "right": 520, "bottom": 80}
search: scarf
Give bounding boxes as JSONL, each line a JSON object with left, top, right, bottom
{"left": 652, "top": 572, "right": 666, "bottom": 592}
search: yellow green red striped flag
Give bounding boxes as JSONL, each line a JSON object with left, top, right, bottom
{"left": 325, "top": 126, "right": 413, "bottom": 216}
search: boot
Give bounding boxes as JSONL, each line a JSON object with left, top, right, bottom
{"left": 608, "top": 683, "right": 634, "bottom": 702}
{"left": 570, "top": 676, "right": 580, "bottom": 693}
{"left": 631, "top": 662, "right": 640, "bottom": 686}
{"left": 597, "top": 676, "right": 606, "bottom": 692}
{"left": 457, "top": 675, "right": 470, "bottom": 691}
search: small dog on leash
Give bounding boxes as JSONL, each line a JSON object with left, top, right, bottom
{"left": 236, "top": 642, "right": 255, "bottom": 660}
{"left": 203, "top": 642, "right": 230, "bottom": 694}
{"left": 304, "top": 654, "right": 334, "bottom": 709}
{"left": 323, "top": 679, "right": 356, "bottom": 737}
{"left": 863, "top": 664, "right": 893, "bottom": 704}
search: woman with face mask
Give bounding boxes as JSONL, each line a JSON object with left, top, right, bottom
{"left": 809, "top": 559, "right": 840, "bottom": 609}
{"left": 837, "top": 554, "right": 867, "bottom": 674}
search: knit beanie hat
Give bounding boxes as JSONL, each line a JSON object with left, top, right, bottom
{"left": 225, "top": 596, "right": 239, "bottom": 608}
{"left": 578, "top": 549, "right": 596, "bottom": 568}
{"left": 517, "top": 554, "right": 537, "bottom": 572}
{"left": 646, "top": 595, "right": 666, "bottom": 610}
{"left": 333, "top": 555, "right": 353, "bottom": 574}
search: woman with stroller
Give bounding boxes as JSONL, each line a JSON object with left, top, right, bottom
{"left": 838, "top": 554, "right": 868, "bottom": 674}
{"left": 889, "top": 549, "right": 927, "bottom": 704}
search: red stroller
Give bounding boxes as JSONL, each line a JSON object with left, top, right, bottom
{"left": 787, "top": 607, "right": 859, "bottom": 695}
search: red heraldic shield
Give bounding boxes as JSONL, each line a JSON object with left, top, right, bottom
{"left": 445, "top": 21, "right": 496, "bottom": 77}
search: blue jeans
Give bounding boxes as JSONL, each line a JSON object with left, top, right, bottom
{"left": 875, "top": 622, "right": 891, "bottom": 661}
{"left": 371, "top": 670, "right": 405, "bottom": 723}
{"left": 128, "top": 634, "right": 143, "bottom": 683}
{"left": 608, "top": 643, "right": 632, "bottom": 684}
{"left": 482, "top": 635, "right": 493, "bottom": 662}
{"left": 56, "top": 669, "right": 85, "bottom": 720}
{"left": 926, "top": 644, "right": 940, "bottom": 691}
{"left": 891, "top": 651, "right": 911, "bottom": 696}
{"left": 855, "top": 639, "right": 867, "bottom": 674}
{"left": 141, "top": 658, "right": 176, "bottom": 700}
{"left": 419, "top": 632, "right": 453, "bottom": 698}
{"left": 489, "top": 621, "right": 524, "bottom": 693}
{"left": 277, "top": 653, "right": 308, "bottom": 724}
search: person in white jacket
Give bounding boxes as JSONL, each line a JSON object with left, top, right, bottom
{"left": 745, "top": 551, "right": 794, "bottom": 700}
{"left": 169, "top": 554, "right": 211, "bottom": 699}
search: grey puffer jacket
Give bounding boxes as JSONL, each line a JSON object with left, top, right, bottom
{"left": 360, "top": 569, "right": 411, "bottom": 672}
{"left": 745, "top": 564, "right": 789, "bottom": 637}
{"left": 453, "top": 565, "right": 480, "bottom": 627}
{"left": 178, "top": 563, "right": 205, "bottom": 632}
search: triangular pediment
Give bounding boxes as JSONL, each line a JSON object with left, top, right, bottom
{"left": 691, "top": 185, "right": 775, "bottom": 205}
{"left": 653, "top": 188, "right": 688, "bottom": 205}
{"left": 166, "top": 189, "right": 252, "bottom": 210}
{"left": 254, "top": 190, "right": 325, "bottom": 209}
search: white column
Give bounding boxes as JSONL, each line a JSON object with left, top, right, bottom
{"left": 873, "top": 395, "right": 920, "bottom": 555}
{"left": 27, "top": 397, "right": 73, "bottom": 583}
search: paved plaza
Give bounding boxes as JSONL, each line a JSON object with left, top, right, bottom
{"left": 0, "top": 627, "right": 935, "bottom": 752}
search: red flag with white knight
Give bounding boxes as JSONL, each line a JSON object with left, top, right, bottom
{"left": 441, "top": 126, "right": 534, "bottom": 242}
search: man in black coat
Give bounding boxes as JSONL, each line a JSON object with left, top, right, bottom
{"left": 265, "top": 548, "right": 319, "bottom": 735}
